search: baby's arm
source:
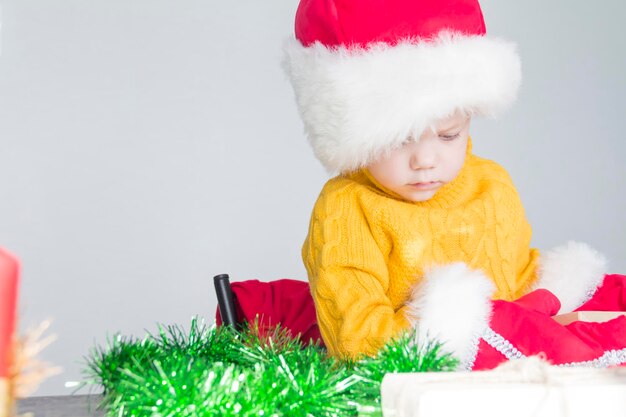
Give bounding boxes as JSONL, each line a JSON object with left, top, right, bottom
{"left": 490, "top": 160, "right": 607, "bottom": 311}
{"left": 489, "top": 160, "right": 607, "bottom": 311}
{"left": 302, "top": 183, "right": 409, "bottom": 358}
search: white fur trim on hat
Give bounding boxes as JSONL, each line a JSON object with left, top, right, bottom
{"left": 406, "top": 262, "right": 495, "bottom": 367}
{"left": 283, "top": 31, "right": 522, "bottom": 173}
{"left": 534, "top": 241, "right": 608, "bottom": 314}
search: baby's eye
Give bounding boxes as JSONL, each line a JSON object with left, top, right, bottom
{"left": 439, "top": 133, "right": 460, "bottom": 141}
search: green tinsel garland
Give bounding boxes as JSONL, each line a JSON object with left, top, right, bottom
{"left": 84, "top": 318, "right": 459, "bottom": 417}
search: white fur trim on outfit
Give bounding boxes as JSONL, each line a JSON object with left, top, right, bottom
{"left": 283, "top": 31, "right": 522, "bottom": 173}
{"left": 534, "top": 241, "right": 608, "bottom": 314}
{"left": 406, "top": 262, "right": 495, "bottom": 368}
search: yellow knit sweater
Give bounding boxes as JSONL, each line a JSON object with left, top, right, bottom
{"left": 302, "top": 150, "right": 540, "bottom": 358}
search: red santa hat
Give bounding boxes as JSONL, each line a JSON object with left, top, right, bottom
{"left": 283, "top": 0, "right": 522, "bottom": 173}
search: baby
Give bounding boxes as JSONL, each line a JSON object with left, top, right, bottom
{"left": 283, "top": 0, "right": 610, "bottom": 364}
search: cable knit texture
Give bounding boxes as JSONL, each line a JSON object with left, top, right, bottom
{"left": 302, "top": 150, "right": 540, "bottom": 358}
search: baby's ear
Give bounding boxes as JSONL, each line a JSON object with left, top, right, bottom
{"left": 406, "top": 263, "right": 495, "bottom": 368}
{"left": 534, "top": 241, "right": 608, "bottom": 313}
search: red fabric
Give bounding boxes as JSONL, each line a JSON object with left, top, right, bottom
{"left": 215, "top": 279, "right": 323, "bottom": 346}
{"left": 566, "top": 317, "right": 626, "bottom": 353}
{"left": 575, "top": 274, "right": 626, "bottom": 312}
{"left": 0, "top": 247, "right": 20, "bottom": 378}
{"left": 567, "top": 274, "right": 626, "bottom": 354}
{"left": 473, "top": 275, "right": 626, "bottom": 370}
{"left": 473, "top": 290, "right": 600, "bottom": 370}
{"left": 512, "top": 288, "right": 561, "bottom": 315}
{"left": 295, "top": 0, "right": 486, "bottom": 48}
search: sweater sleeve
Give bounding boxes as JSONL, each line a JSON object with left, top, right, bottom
{"left": 483, "top": 158, "right": 540, "bottom": 299}
{"left": 512, "top": 215, "right": 541, "bottom": 298}
{"left": 302, "top": 180, "right": 410, "bottom": 358}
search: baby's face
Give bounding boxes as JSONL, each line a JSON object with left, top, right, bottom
{"left": 367, "top": 111, "right": 471, "bottom": 202}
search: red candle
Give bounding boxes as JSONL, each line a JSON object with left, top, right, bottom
{"left": 0, "top": 248, "right": 19, "bottom": 378}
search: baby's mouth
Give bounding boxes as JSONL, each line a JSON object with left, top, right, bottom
{"left": 408, "top": 181, "right": 442, "bottom": 190}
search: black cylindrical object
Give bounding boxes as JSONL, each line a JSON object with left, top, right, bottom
{"left": 214, "top": 273, "right": 238, "bottom": 326}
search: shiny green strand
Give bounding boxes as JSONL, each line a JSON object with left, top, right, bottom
{"left": 84, "top": 318, "right": 458, "bottom": 417}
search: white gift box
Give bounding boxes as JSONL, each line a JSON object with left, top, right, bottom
{"left": 381, "top": 358, "right": 626, "bottom": 417}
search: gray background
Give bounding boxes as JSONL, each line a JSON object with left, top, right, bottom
{"left": 0, "top": 0, "right": 624, "bottom": 396}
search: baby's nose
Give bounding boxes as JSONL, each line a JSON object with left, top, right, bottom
{"left": 409, "top": 143, "right": 436, "bottom": 170}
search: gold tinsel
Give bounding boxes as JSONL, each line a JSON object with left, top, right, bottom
{"left": 1, "top": 320, "right": 61, "bottom": 417}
